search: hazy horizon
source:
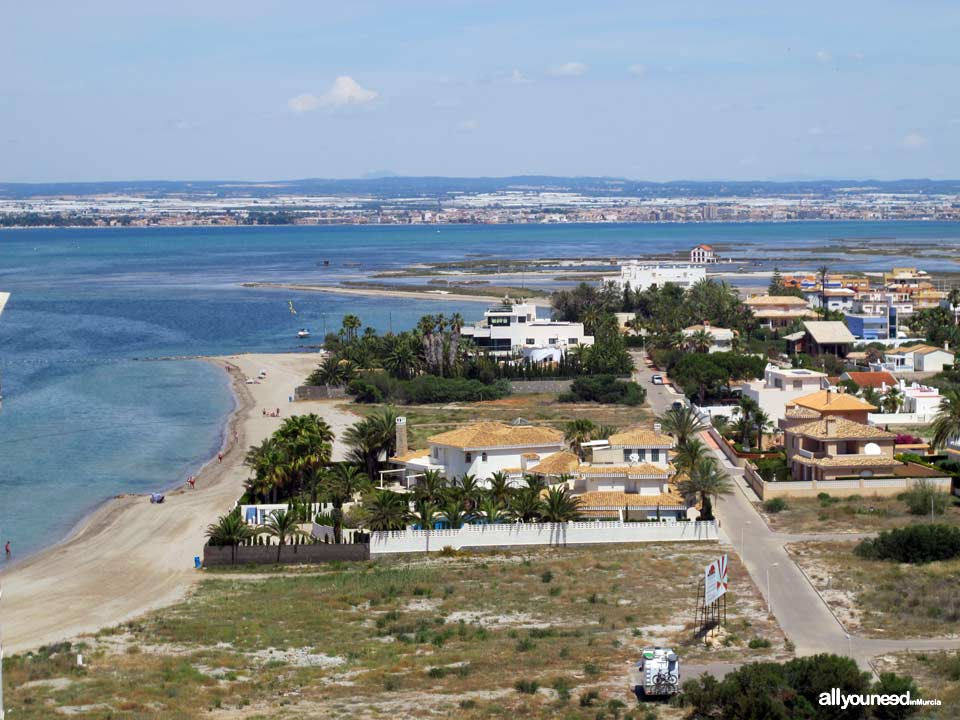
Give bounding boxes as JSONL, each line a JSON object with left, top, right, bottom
{"left": 4, "top": 1, "right": 959, "bottom": 183}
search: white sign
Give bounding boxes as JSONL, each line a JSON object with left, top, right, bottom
{"left": 704, "top": 554, "right": 728, "bottom": 605}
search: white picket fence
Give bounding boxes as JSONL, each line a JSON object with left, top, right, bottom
{"left": 369, "top": 520, "right": 718, "bottom": 555}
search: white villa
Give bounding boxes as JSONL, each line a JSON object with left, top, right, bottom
{"left": 690, "top": 244, "right": 719, "bottom": 264}
{"left": 617, "top": 262, "right": 706, "bottom": 291}
{"left": 873, "top": 344, "right": 955, "bottom": 374}
{"left": 743, "top": 295, "right": 817, "bottom": 329}
{"left": 390, "top": 421, "right": 567, "bottom": 484}
{"left": 459, "top": 301, "right": 594, "bottom": 359}
{"left": 741, "top": 365, "right": 829, "bottom": 422}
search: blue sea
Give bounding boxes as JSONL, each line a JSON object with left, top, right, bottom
{"left": 1, "top": 221, "right": 958, "bottom": 557}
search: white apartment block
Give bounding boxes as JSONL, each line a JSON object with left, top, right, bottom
{"left": 459, "top": 301, "right": 594, "bottom": 358}
{"left": 617, "top": 262, "right": 706, "bottom": 291}
{"left": 741, "top": 365, "right": 828, "bottom": 422}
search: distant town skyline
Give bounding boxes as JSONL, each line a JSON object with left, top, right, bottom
{"left": 3, "top": 1, "right": 959, "bottom": 183}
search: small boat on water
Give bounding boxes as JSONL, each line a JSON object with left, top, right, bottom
{"left": 297, "top": 328, "right": 311, "bottom": 338}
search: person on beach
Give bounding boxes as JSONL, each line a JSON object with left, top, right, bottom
{"left": 5, "top": 540, "right": 10, "bottom": 558}
{"left": 217, "top": 452, "right": 223, "bottom": 463}
{"left": 187, "top": 476, "right": 196, "bottom": 489}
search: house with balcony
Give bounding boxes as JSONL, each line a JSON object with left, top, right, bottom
{"left": 786, "top": 416, "right": 900, "bottom": 482}
{"left": 803, "top": 287, "right": 856, "bottom": 314}
{"left": 743, "top": 295, "right": 817, "bottom": 329}
{"left": 459, "top": 301, "right": 594, "bottom": 359}
{"left": 800, "top": 321, "right": 856, "bottom": 357}
{"left": 784, "top": 388, "right": 877, "bottom": 425}
{"left": 389, "top": 421, "right": 566, "bottom": 484}
{"left": 875, "top": 344, "right": 955, "bottom": 373}
{"left": 690, "top": 244, "right": 719, "bottom": 264}
{"left": 617, "top": 262, "right": 706, "bottom": 291}
{"left": 844, "top": 313, "right": 890, "bottom": 341}
{"left": 741, "top": 365, "right": 829, "bottom": 422}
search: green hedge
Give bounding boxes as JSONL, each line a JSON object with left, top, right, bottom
{"left": 855, "top": 524, "right": 960, "bottom": 564}
{"left": 558, "top": 374, "right": 646, "bottom": 405}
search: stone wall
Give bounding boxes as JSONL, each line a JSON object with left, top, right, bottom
{"left": 508, "top": 379, "right": 574, "bottom": 394}
{"left": 203, "top": 542, "right": 369, "bottom": 566}
{"left": 294, "top": 384, "right": 348, "bottom": 401}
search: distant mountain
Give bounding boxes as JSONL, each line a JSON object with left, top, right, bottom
{"left": 1, "top": 176, "right": 959, "bottom": 200}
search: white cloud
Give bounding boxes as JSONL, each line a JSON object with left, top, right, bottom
{"left": 627, "top": 64, "right": 647, "bottom": 77}
{"left": 902, "top": 132, "right": 928, "bottom": 149}
{"left": 548, "top": 61, "right": 588, "bottom": 77}
{"left": 815, "top": 50, "right": 832, "bottom": 64}
{"left": 510, "top": 68, "right": 532, "bottom": 84}
{"left": 288, "top": 76, "right": 378, "bottom": 113}
{"left": 457, "top": 119, "right": 479, "bottom": 131}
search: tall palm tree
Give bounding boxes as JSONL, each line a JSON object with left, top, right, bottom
{"left": 413, "top": 468, "right": 448, "bottom": 505}
{"left": 678, "top": 457, "right": 733, "bottom": 521}
{"left": 540, "top": 487, "right": 582, "bottom": 523}
{"left": 441, "top": 496, "right": 470, "bottom": 529}
{"left": 949, "top": 287, "right": 960, "bottom": 325}
{"left": 817, "top": 264, "right": 829, "bottom": 315}
{"left": 861, "top": 386, "right": 881, "bottom": 408}
{"left": 321, "top": 464, "right": 371, "bottom": 543}
{"left": 361, "top": 489, "right": 411, "bottom": 531}
{"left": 656, "top": 405, "right": 705, "bottom": 445}
{"left": 344, "top": 407, "right": 399, "bottom": 482}
{"left": 523, "top": 474, "right": 547, "bottom": 493}
{"left": 932, "top": 388, "right": 960, "bottom": 449}
{"left": 453, "top": 473, "right": 482, "bottom": 511}
{"left": 508, "top": 487, "right": 543, "bottom": 523}
{"left": 477, "top": 495, "right": 506, "bottom": 524}
{"left": 734, "top": 414, "right": 755, "bottom": 451}
{"left": 205, "top": 510, "right": 255, "bottom": 565}
{"left": 341, "top": 314, "right": 362, "bottom": 342}
{"left": 565, "top": 418, "right": 597, "bottom": 460}
{"left": 244, "top": 436, "right": 292, "bottom": 503}
{"left": 752, "top": 408, "right": 772, "bottom": 451}
{"left": 881, "top": 386, "right": 903, "bottom": 414}
{"left": 262, "top": 509, "right": 306, "bottom": 563}
{"left": 687, "top": 328, "right": 714, "bottom": 354}
{"left": 276, "top": 414, "right": 334, "bottom": 478}
{"left": 486, "top": 471, "right": 513, "bottom": 506}
{"left": 411, "top": 498, "right": 440, "bottom": 552}
{"left": 383, "top": 337, "right": 421, "bottom": 380}
{"left": 672, "top": 438, "right": 709, "bottom": 476}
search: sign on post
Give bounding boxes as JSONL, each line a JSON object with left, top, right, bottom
{"left": 703, "top": 555, "right": 728, "bottom": 606}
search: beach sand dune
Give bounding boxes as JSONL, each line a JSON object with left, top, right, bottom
{"left": 0, "top": 352, "right": 358, "bottom": 654}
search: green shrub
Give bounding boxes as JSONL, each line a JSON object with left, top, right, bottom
{"left": 579, "top": 690, "right": 600, "bottom": 707}
{"left": 855, "top": 524, "right": 960, "bottom": 564}
{"left": 763, "top": 498, "right": 788, "bottom": 514}
{"left": 902, "top": 478, "right": 950, "bottom": 516}
{"left": 559, "top": 374, "right": 646, "bottom": 405}
{"left": 748, "top": 637, "right": 772, "bottom": 649}
{"left": 515, "top": 678, "right": 539, "bottom": 694}
{"left": 541, "top": 570, "right": 554, "bottom": 583}
{"left": 551, "top": 676, "right": 574, "bottom": 702}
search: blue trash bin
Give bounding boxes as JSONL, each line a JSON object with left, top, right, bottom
{"left": 194, "top": 556, "right": 201, "bottom": 569}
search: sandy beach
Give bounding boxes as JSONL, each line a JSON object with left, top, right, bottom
{"left": 0, "top": 352, "right": 360, "bottom": 654}
{"left": 245, "top": 282, "right": 552, "bottom": 306}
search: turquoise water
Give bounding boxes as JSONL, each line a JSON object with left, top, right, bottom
{"left": 0, "top": 221, "right": 958, "bottom": 557}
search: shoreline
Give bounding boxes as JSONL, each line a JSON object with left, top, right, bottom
{"left": 0, "top": 352, "right": 359, "bottom": 655}
{"left": 244, "top": 281, "right": 552, "bottom": 306}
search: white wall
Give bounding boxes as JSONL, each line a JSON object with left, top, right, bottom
{"left": 742, "top": 386, "right": 820, "bottom": 422}
{"left": 435, "top": 444, "right": 566, "bottom": 481}
{"left": 370, "top": 520, "right": 718, "bottom": 554}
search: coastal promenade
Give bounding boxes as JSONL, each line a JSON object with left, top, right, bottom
{"left": 0, "top": 352, "right": 357, "bottom": 654}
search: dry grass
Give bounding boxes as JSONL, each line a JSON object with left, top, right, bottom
{"left": 872, "top": 651, "right": 960, "bottom": 718}
{"left": 787, "top": 540, "right": 960, "bottom": 639}
{"left": 6, "top": 544, "right": 782, "bottom": 719}
{"left": 347, "top": 395, "right": 654, "bottom": 449}
{"left": 760, "top": 494, "right": 960, "bottom": 535}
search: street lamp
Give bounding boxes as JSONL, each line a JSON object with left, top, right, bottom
{"left": 845, "top": 632, "right": 853, "bottom": 658}
{"left": 766, "top": 562, "right": 779, "bottom": 615}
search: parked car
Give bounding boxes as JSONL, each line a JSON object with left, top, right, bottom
{"left": 671, "top": 400, "right": 685, "bottom": 411}
{"left": 651, "top": 374, "right": 664, "bottom": 385}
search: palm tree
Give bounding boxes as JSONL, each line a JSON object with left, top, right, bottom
{"left": 861, "top": 386, "right": 881, "bottom": 408}
{"left": 262, "top": 509, "right": 306, "bottom": 563}
{"left": 486, "top": 471, "right": 513, "bottom": 506}
{"left": 205, "top": 510, "right": 255, "bottom": 565}
{"left": 361, "top": 489, "right": 411, "bottom": 531}
{"left": 276, "top": 414, "right": 334, "bottom": 477}
{"left": 477, "top": 495, "right": 506, "bottom": 524}
{"left": 678, "top": 457, "right": 733, "bottom": 521}
{"left": 734, "top": 414, "right": 755, "bottom": 451}
{"left": 523, "top": 474, "right": 547, "bottom": 493}
{"left": 413, "top": 469, "right": 448, "bottom": 505}
{"left": 673, "top": 438, "right": 709, "bottom": 476}
{"left": 931, "top": 388, "right": 960, "bottom": 449}
{"left": 344, "top": 407, "right": 399, "bottom": 482}
{"left": 656, "top": 405, "right": 705, "bottom": 445}
{"left": 383, "top": 337, "right": 421, "bottom": 380}
{"left": 540, "top": 487, "right": 582, "bottom": 523}
{"left": 341, "top": 314, "right": 362, "bottom": 342}
{"left": 411, "top": 497, "right": 439, "bottom": 552}
{"left": 594, "top": 424, "right": 618, "bottom": 440}
{"left": 441, "top": 496, "right": 470, "bottom": 529}
{"left": 687, "top": 328, "right": 714, "bottom": 354}
{"left": 881, "top": 386, "right": 902, "bottom": 414}
{"left": 752, "top": 408, "right": 772, "bottom": 451}
{"left": 322, "top": 464, "right": 371, "bottom": 543}
{"left": 817, "top": 264, "right": 829, "bottom": 314}
{"left": 244, "top": 436, "right": 292, "bottom": 503}
{"left": 508, "top": 487, "right": 543, "bottom": 522}
{"left": 453, "top": 473, "right": 483, "bottom": 511}
{"left": 949, "top": 287, "right": 960, "bottom": 325}
{"left": 565, "top": 418, "right": 597, "bottom": 460}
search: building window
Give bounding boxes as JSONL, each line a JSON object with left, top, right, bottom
{"left": 568, "top": 338, "right": 578, "bottom": 345}
{"left": 548, "top": 338, "right": 557, "bottom": 345}
{"left": 433, "top": 448, "right": 439, "bottom": 458}
{"left": 526, "top": 338, "right": 535, "bottom": 345}
{"left": 481, "top": 452, "right": 487, "bottom": 462}
{"left": 516, "top": 316, "right": 526, "bottom": 323}
{"left": 489, "top": 316, "right": 510, "bottom": 326}
{"left": 793, "top": 380, "right": 803, "bottom": 389}
{"left": 623, "top": 449, "right": 632, "bottom": 462}
{"left": 651, "top": 449, "right": 660, "bottom": 462}
{"left": 465, "top": 452, "right": 472, "bottom": 463}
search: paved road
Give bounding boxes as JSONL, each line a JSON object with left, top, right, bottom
{"left": 634, "top": 349, "right": 960, "bottom": 671}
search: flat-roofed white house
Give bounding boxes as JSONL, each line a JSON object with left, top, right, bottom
{"left": 875, "top": 344, "right": 955, "bottom": 373}
{"left": 617, "top": 262, "right": 706, "bottom": 291}
{"left": 803, "top": 287, "right": 856, "bottom": 313}
{"left": 390, "top": 421, "right": 567, "bottom": 484}
{"left": 741, "top": 365, "right": 829, "bottom": 422}
{"left": 459, "top": 301, "right": 594, "bottom": 358}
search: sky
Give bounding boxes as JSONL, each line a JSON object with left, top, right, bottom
{"left": 2, "top": 0, "right": 959, "bottom": 182}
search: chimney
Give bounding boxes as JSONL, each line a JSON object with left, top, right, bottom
{"left": 824, "top": 417, "right": 838, "bottom": 436}
{"left": 395, "top": 416, "right": 408, "bottom": 456}
{"left": 946, "top": 341, "right": 951, "bottom": 351}
{"left": 703, "top": 320, "right": 711, "bottom": 328}
{"left": 653, "top": 422, "right": 662, "bottom": 433}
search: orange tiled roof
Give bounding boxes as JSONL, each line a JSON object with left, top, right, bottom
{"left": 529, "top": 451, "right": 581, "bottom": 476}
{"left": 791, "top": 454, "right": 900, "bottom": 468}
{"left": 792, "top": 389, "right": 877, "bottom": 413}
{"left": 576, "top": 490, "right": 686, "bottom": 508}
{"left": 428, "top": 422, "right": 564, "bottom": 450}
{"left": 577, "top": 463, "right": 671, "bottom": 478}
{"left": 790, "top": 417, "right": 894, "bottom": 440}
{"left": 744, "top": 295, "right": 810, "bottom": 307}
{"left": 389, "top": 449, "right": 430, "bottom": 463}
{"left": 607, "top": 427, "right": 675, "bottom": 448}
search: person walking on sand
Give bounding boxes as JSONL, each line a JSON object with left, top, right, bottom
{"left": 187, "top": 476, "right": 196, "bottom": 490}
{"left": 5, "top": 540, "right": 10, "bottom": 559}
{"left": 217, "top": 452, "right": 223, "bottom": 463}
